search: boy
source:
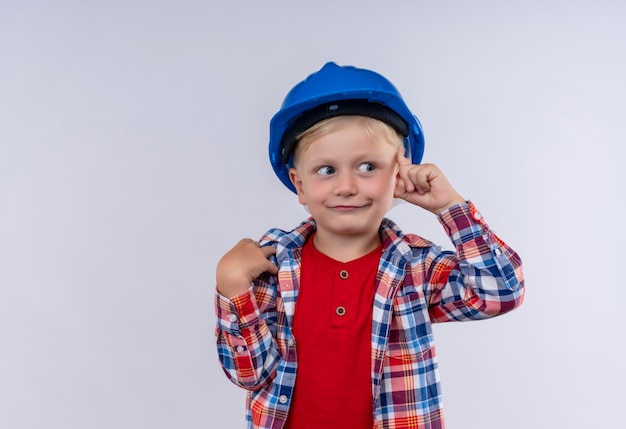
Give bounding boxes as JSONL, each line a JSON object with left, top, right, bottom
{"left": 215, "top": 62, "right": 525, "bottom": 429}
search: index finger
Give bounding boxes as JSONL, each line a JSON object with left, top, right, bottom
{"left": 396, "top": 149, "right": 412, "bottom": 166}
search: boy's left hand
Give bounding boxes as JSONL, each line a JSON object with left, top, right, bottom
{"left": 395, "top": 152, "right": 466, "bottom": 215}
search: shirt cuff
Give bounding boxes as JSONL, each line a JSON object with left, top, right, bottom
{"left": 215, "top": 286, "right": 260, "bottom": 334}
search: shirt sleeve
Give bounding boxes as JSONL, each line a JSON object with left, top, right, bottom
{"left": 214, "top": 272, "right": 282, "bottom": 390}
{"left": 425, "top": 201, "right": 525, "bottom": 322}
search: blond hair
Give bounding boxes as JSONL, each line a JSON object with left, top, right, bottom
{"left": 292, "top": 116, "right": 404, "bottom": 164}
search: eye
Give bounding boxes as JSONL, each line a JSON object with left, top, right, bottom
{"left": 316, "top": 166, "right": 335, "bottom": 176}
{"left": 357, "top": 163, "right": 376, "bottom": 173}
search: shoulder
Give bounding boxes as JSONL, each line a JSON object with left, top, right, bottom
{"left": 259, "top": 217, "right": 316, "bottom": 250}
{"left": 380, "top": 218, "right": 435, "bottom": 250}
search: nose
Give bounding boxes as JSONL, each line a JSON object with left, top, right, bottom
{"left": 334, "top": 171, "right": 357, "bottom": 197}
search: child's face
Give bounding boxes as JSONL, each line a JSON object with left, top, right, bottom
{"left": 288, "top": 119, "right": 400, "bottom": 240}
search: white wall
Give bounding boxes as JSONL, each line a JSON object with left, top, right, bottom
{"left": 1, "top": 1, "right": 624, "bottom": 428}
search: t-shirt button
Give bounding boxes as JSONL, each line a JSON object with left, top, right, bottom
{"left": 228, "top": 314, "right": 238, "bottom": 323}
{"left": 336, "top": 306, "right": 346, "bottom": 316}
{"left": 339, "top": 270, "right": 349, "bottom": 280}
{"left": 279, "top": 395, "right": 289, "bottom": 404}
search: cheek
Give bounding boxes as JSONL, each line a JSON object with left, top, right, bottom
{"left": 370, "top": 173, "right": 397, "bottom": 196}
{"left": 300, "top": 179, "right": 326, "bottom": 201}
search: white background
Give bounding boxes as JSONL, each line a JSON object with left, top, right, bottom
{"left": 1, "top": 1, "right": 624, "bottom": 428}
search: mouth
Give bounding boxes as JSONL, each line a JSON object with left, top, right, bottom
{"left": 328, "top": 205, "right": 368, "bottom": 212}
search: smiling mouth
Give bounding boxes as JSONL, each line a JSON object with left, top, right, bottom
{"left": 329, "top": 205, "right": 367, "bottom": 211}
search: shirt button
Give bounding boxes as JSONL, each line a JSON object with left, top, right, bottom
{"left": 336, "top": 306, "right": 346, "bottom": 316}
{"left": 339, "top": 270, "right": 349, "bottom": 280}
{"left": 279, "top": 395, "right": 289, "bottom": 404}
{"left": 287, "top": 338, "right": 295, "bottom": 347}
{"left": 473, "top": 211, "right": 482, "bottom": 221}
{"left": 235, "top": 345, "right": 245, "bottom": 353}
{"left": 228, "top": 314, "right": 238, "bottom": 323}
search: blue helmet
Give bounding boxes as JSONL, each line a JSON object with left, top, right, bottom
{"left": 269, "top": 62, "right": 425, "bottom": 193}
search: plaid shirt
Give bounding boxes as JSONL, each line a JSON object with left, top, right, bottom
{"left": 215, "top": 202, "right": 525, "bottom": 428}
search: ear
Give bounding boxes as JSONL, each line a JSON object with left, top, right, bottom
{"left": 289, "top": 168, "right": 307, "bottom": 205}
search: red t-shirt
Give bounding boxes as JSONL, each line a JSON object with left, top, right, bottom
{"left": 284, "top": 235, "right": 381, "bottom": 428}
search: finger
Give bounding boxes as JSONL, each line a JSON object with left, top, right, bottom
{"left": 260, "top": 245, "right": 276, "bottom": 257}
{"left": 258, "top": 246, "right": 278, "bottom": 275}
{"left": 238, "top": 238, "right": 257, "bottom": 247}
{"left": 264, "top": 260, "right": 279, "bottom": 275}
{"left": 398, "top": 165, "right": 417, "bottom": 193}
{"left": 394, "top": 176, "right": 406, "bottom": 197}
{"left": 396, "top": 150, "right": 412, "bottom": 167}
{"left": 409, "top": 169, "right": 427, "bottom": 194}
{"left": 412, "top": 168, "right": 433, "bottom": 194}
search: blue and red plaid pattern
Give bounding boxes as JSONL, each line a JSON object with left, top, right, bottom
{"left": 215, "top": 201, "right": 524, "bottom": 428}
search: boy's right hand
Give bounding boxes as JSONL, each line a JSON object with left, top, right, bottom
{"left": 216, "top": 239, "right": 278, "bottom": 299}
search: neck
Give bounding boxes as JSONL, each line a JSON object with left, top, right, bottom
{"left": 312, "top": 228, "right": 381, "bottom": 262}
